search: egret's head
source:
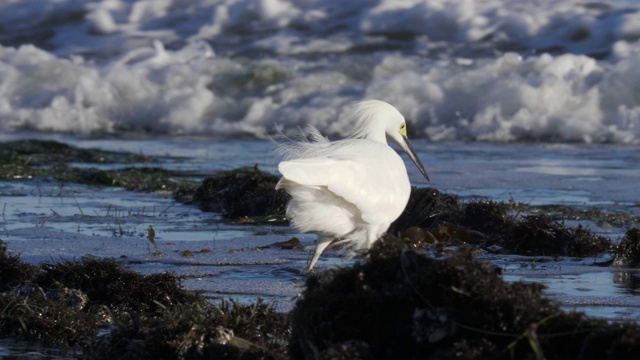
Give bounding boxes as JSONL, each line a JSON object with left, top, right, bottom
{"left": 390, "top": 117, "right": 430, "bottom": 182}
{"left": 349, "top": 100, "right": 429, "bottom": 181}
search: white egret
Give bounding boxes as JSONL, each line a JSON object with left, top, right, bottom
{"left": 275, "top": 100, "right": 429, "bottom": 271}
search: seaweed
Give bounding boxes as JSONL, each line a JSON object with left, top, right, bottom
{"left": 389, "top": 187, "right": 461, "bottom": 235}
{"left": 88, "top": 298, "right": 289, "bottom": 359}
{"left": 290, "top": 237, "right": 640, "bottom": 359}
{"left": 0, "top": 139, "right": 153, "bottom": 166}
{"left": 392, "top": 191, "right": 611, "bottom": 257}
{"left": 0, "top": 285, "right": 96, "bottom": 346}
{"left": 0, "top": 239, "right": 36, "bottom": 292}
{"left": 614, "top": 228, "right": 640, "bottom": 267}
{"left": 32, "top": 256, "right": 198, "bottom": 316}
{"left": 0, "top": 249, "right": 200, "bottom": 347}
{"left": 0, "top": 240, "right": 290, "bottom": 358}
{"left": 70, "top": 166, "right": 194, "bottom": 192}
{"left": 0, "top": 140, "right": 197, "bottom": 192}
{"left": 183, "top": 166, "right": 289, "bottom": 219}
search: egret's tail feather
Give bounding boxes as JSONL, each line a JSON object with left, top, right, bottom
{"left": 273, "top": 126, "right": 330, "bottom": 161}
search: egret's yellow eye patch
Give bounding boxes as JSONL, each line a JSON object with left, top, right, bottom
{"left": 399, "top": 123, "right": 407, "bottom": 136}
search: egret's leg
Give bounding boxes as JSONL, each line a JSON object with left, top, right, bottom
{"left": 365, "top": 224, "right": 387, "bottom": 249}
{"left": 308, "top": 238, "right": 333, "bottom": 271}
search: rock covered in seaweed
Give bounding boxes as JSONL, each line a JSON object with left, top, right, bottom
{"left": 1, "top": 239, "right": 291, "bottom": 358}
{"left": 289, "top": 236, "right": 640, "bottom": 359}
{"left": 180, "top": 166, "right": 288, "bottom": 219}
{"left": 90, "top": 298, "right": 289, "bottom": 360}
{"left": 392, "top": 189, "right": 611, "bottom": 257}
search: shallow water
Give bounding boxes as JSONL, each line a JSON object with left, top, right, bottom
{"left": 0, "top": 339, "right": 82, "bottom": 360}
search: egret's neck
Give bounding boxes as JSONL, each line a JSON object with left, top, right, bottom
{"left": 367, "top": 131, "right": 388, "bottom": 144}
{"left": 353, "top": 120, "right": 388, "bottom": 144}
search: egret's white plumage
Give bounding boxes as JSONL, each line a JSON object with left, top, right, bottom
{"left": 275, "top": 100, "right": 429, "bottom": 271}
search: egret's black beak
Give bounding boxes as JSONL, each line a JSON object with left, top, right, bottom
{"left": 402, "top": 135, "right": 430, "bottom": 182}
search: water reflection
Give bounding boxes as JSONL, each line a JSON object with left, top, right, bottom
{"left": 0, "top": 339, "right": 81, "bottom": 359}
{"left": 613, "top": 270, "right": 640, "bottom": 295}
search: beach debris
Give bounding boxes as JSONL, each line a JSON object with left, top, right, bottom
{"left": 179, "top": 248, "right": 212, "bottom": 257}
{"left": 401, "top": 226, "right": 431, "bottom": 249}
{"left": 258, "top": 237, "right": 304, "bottom": 250}
{"left": 147, "top": 224, "right": 160, "bottom": 255}
{"left": 182, "top": 250, "right": 194, "bottom": 257}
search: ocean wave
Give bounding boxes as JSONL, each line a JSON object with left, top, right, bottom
{"left": 0, "top": 0, "right": 639, "bottom": 143}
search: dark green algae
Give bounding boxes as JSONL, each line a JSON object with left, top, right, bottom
{"left": 0, "top": 139, "right": 195, "bottom": 192}
{"left": 3, "top": 139, "right": 640, "bottom": 358}
{"left": 0, "top": 139, "right": 153, "bottom": 166}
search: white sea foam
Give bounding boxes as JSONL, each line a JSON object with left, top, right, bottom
{"left": 1, "top": 0, "right": 640, "bottom": 143}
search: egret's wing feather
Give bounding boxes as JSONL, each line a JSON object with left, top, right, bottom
{"left": 278, "top": 157, "right": 358, "bottom": 187}
{"left": 278, "top": 157, "right": 393, "bottom": 224}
